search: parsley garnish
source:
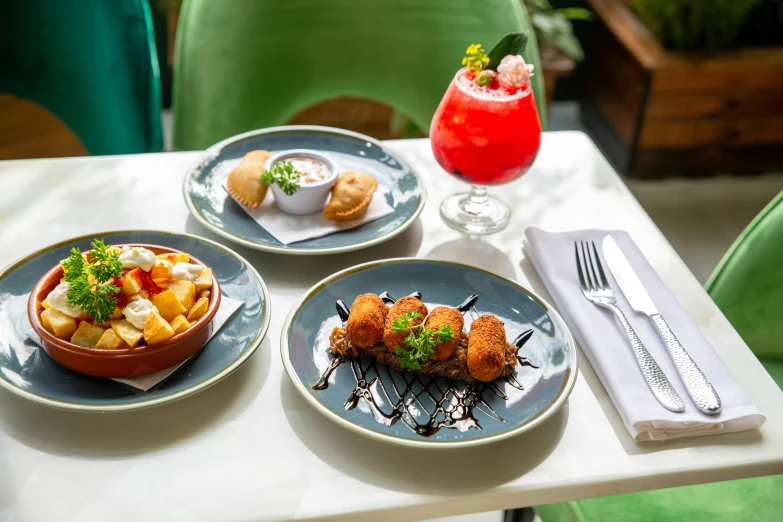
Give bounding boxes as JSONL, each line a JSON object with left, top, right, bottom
{"left": 392, "top": 311, "right": 455, "bottom": 371}
{"left": 61, "top": 239, "right": 122, "bottom": 323}
{"left": 261, "top": 160, "right": 301, "bottom": 196}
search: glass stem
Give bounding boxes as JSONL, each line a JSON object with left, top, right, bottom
{"left": 464, "top": 185, "right": 489, "bottom": 215}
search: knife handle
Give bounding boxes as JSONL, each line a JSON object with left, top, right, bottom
{"left": 606, "top": 304, "right": 685, "bottom": 413}
{"left": 650, "top": 314, "right": 722, "bottom": 415}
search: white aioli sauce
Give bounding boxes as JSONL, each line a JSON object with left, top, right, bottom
{"left": 119, "top": 247, "right": 156, "bottom": 272}
{"left": 171, "top": 262, "right": 203, "bottom": 281}
{"left": 46, "top": 282, "right": 83, "bottom": 318}
{"left": 288, "top": 157, "right": 331, "bottom": 185}
{"left": 122, "top": 295, "right": 155, "bottom": 330}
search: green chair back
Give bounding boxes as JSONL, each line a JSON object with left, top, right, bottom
{"left": 706, "top": 190, "right": 783, "bottom": 362}
{"left": 0, "top": 0, "right": 163, "bottom": 155}
{"left": 172, "top": 0, "right": 546, "bottom": 150}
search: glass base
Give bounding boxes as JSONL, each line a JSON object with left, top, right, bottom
{"left": 440, "top": 187, "right": 510, "bottom": 235}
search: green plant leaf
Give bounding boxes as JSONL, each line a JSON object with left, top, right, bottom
{"left": 486, "top": 32, "right": 529, "bottom": 71}
{"left": 559, "top": 7, "right": 593, "bottom": 21}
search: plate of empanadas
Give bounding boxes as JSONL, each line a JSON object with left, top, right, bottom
{"left": 184, "top": 126, "right": 425, "bottom": 255}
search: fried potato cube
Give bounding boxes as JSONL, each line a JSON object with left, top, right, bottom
{"left": 168, "top": 280, "right": 196, "bottom": 310}
{"left": 121, "top": 268, "right": 142, "bottom": 295}
{"left": 110, "top": 319, "right": 144, "bottom": 348}
{"left": 197, "top": 289, "right": 211, "bottom": 300}
{"left": 95, "top": 307, "right": 124, "bottom": 328}
{"left": 169, "top": 314, "right": 191, "bottom": 334}
{"left": 156, "top": 252, "right": 189, "bottom": 263}
{"left": 150, "top": 289, "right": 187, "bottom": 321}
{"left": 95, "top": 329, "right": 125, "bottom": 350}
{"left": 40, "top": 308, "right": 77, "bottom": 339}
{"left": 41, "top": 299, "right": 50, "bottom": 309}
{"left": 70, "top": 321, "right": 106, "bottom": 348}
{"left": 194, "top": 268, "right": 213, "bottom": 292}
{"left": 143, "top": 311, "right": 175, "bottom": 345}
{"left": 187, "top": 297, "right": 209, "bottom": 322}
{"left": 150, "top": 259, "right": 173, "bottom": 282}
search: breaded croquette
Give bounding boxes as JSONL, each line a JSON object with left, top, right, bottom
{"left": 345, "top": 293, "right": 387, "bottom": 348}
{"left": 467, "top": 315, "right": 507, "bottom": 382}
{"left": 426, "top": 306, "right": 464, "bottom": 361}
{"left": 383, "top": 296, "right": 428, "bottom": 352}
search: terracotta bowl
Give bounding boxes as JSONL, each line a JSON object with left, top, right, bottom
{"left": 27, "top": 244, "right": 221, "bottom": 378}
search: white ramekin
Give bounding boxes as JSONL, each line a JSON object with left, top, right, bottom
{"left": 264, "top": 149, "right": 338, "bottom": 215}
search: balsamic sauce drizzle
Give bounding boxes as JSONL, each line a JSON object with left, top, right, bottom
{"left": 315, "top": 291, "right": 538, "bottom": 437}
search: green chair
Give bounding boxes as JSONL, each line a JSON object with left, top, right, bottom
{"left": 0, "top": 0, "right": 163, "bottom": 155}
{"left": 534, "top": 190, "right": 783, "bottom": 522}
{"left": 172, "top": 0, "right": 546, "bottom": 151}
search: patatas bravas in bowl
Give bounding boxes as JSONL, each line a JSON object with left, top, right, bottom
{"left": 28, "top": 240, "right": 221, "bottom": 378}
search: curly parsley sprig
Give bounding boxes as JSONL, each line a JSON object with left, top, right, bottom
{"left": 392, "top": 311, "right": 455, "bottom": 371}
{"left": 261, "top": 160, "right": 301, "bottom": 196}
{"left": 61, "top": 239, "right": 122, "bottom": 323}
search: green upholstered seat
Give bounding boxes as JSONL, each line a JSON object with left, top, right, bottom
{"left": 0, "top": 0, "right": 163, "bottom": 155}
{"left": 536, "top": 190, "right": 783, "bottom": 522}
{"left": 171, "top": 0, "right": 546, "bottom": 151}
{"left": 706, "top": 190, "right": 783, "bottom": 362}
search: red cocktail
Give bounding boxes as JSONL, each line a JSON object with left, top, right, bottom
{"left": 431, "top": 65, "right": 542, "bottom": 234}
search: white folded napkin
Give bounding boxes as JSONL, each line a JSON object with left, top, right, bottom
{"left": 525, "top": 227, "right": 765, "bottom": 442}
{"left": 222, "top": 173, "right": 394, "bottom": 245}
{"left": 28, "top": 296, "right": 242, "bottom": 391}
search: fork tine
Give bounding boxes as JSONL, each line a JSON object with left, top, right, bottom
{"left": 580, "top": 241, "right": 595, "bottom": 291}
{"left": 583, "top": 241, "right": 599, "bottom": 290}
{"left": 581, "top": 241, "right": 593, "bottom": 290}
{"left": 591, "top": 242, "right": 610, "bottom": 290}
{"left": 575, "top": 242, "right": 588, "bottom": 291}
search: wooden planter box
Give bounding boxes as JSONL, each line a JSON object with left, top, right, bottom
{"left": 584, "top": 0, "right": 783, "bottom": 178}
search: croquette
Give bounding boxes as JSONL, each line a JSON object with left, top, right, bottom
{"left": 467, "top": 315, "right": 507, "bottom": 382}
{"left": 426, "top": 306, "right": 464, "bottom": 361}
{"left": 383, "top": 296, "right": 428, "bottom": 352}
{"left": 345, "top": 293, "right": 387, "bottom": 348}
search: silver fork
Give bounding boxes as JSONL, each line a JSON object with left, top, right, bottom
{"left": 576, "top": 241, "right": 685, "bottom": 413}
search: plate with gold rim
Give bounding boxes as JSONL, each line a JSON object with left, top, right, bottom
{"left": 0, "top": 230, "right": 270, "bottom": 412}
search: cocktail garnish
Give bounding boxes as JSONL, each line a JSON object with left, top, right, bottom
{"left": 485, "top": 32, "right": 529, "bottom": 71}
{"left": 475, "top": 70, "right": 496, "bottom": 87}
{"left": 462, "top": 32, "right": 531, "bottom": 87}
{"left": 61, "top": 239, "right": 122, "bottom": 323}
{"left": 392, "top": 311, "right": 455, "bottom": 370}
{"left": 462, "top": 43, "right": 489, "bottom": 74}
{"left": 497, "top": 54, "right": 535, "bottom": 89}
{"left": 261, "top": 160, "right": 301, "bottom": 196}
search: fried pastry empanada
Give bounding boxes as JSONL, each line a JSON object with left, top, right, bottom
{"left": 324, "top": 170, "right": 378, "bottom": 221}
{"left": 227, "top": 150, "right": 272, "bottom": 208}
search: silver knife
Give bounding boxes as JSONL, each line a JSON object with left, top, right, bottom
{"left": 602, "top": 235, "right": 722, "bottom": 415}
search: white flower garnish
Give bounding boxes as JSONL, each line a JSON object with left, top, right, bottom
{"left": 497, "top": 55, "right": 535, "bottom": 89}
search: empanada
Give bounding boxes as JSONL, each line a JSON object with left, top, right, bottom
{"left": 227, "top": 150, "right": 272, "bottom": 208}
{"left": 324, "top": 170, "right": 378, "bottom": 221}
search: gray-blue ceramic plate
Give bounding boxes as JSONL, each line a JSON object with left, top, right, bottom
{"left": 0, "top": 231, "right": 270, "bottom": 412}
{"left": 184, "top": 125, "right": 426, "bottom": 255}
{"left": 281, "top": 258, "right": 578, "bottom": 448}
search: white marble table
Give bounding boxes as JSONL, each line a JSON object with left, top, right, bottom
{"left": 1, "top": 132, "right": 782, "bottom": 522}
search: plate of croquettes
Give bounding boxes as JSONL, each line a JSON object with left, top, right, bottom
{"left": 281, "top": 258, "right": 578, "bottom": 448}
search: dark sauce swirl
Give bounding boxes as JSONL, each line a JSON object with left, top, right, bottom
{"left": 314, "top": 292, "right": 538, "bottom": 437}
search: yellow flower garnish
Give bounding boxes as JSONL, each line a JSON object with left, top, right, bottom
{"left": 462, "top": 43, "right": 488, "bottom": 74}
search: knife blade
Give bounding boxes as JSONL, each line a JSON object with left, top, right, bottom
{"left": 601, "top": 235, "right": 722, "bottom": 415}
{"left": 602, "top": 236, "right": 657, "bottom": 315}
